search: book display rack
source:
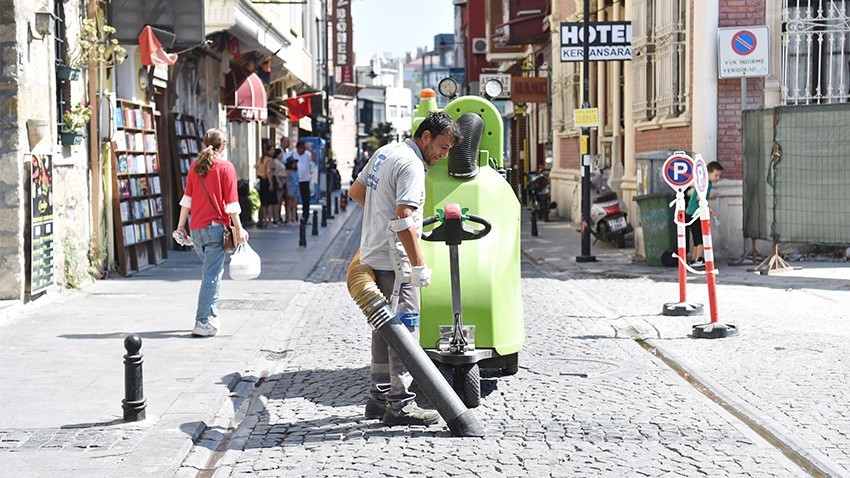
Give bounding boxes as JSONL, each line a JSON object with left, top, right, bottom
{"left": 111, "top": 99, "right": 168, "bottom": 275}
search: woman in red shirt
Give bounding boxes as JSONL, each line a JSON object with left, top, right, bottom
{"left": 174, "top": 128, "right": 249, "bottom": 337}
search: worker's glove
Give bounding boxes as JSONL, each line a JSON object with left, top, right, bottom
{"left": 410, "top": 265, "right": 432, "bottom": 288}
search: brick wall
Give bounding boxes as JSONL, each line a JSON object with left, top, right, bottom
{"left": 717, "top": 0, "right": 766, "bottom": 179}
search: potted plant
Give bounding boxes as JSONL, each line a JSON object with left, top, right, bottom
{"left": 61, "top": 101, "right": 93, "bottom": 145}
{"left": 67, "top": 19, "right": 126, "bottom": 69}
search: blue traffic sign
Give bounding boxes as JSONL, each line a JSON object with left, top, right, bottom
{"left": 662, "top": 154, "right": 694, "bottom": 190}
{"left": 731, "top": 30, "right": 757, "bottom": 56}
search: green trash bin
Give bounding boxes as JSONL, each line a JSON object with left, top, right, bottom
{"left": 635, "top": 194, "right": 676, "bottom": 266}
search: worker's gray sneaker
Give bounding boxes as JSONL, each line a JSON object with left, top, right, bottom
{"left": 381, "top": 402, "right": 440, "bottom": 426}
{"left": 364, "top": 397, "right": 387, "bottom": 420}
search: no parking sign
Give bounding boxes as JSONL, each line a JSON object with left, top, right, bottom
{"left": 662, "top": 152, "right": 694, "bottom": 192}
{"left": 693, "top": 155, "right": 709, "bottom": 201}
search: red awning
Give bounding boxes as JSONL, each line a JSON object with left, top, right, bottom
{"left": 225, "top": 67, "right": 268, "bottom": 122}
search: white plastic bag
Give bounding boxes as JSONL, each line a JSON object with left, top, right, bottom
{"left": 229, "top": 243, "right": 261, "bottom": 280}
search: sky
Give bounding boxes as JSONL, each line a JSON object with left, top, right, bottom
{"left": 351, "top": 0, "right": 455, "bottom": 65}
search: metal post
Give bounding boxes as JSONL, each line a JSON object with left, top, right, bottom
{"left": 122, "top": 334, "right": 146, "bottom": 422}
{"left": 577, "top": 0, "right": 596, "bottom": 263}
{"left": 312, "top": 210, "right": 319, "bottom": 236}
{"left": 531, "top": 210, "right": 539, "bottom": 237}
{"left": 334, "top": 196, "right": 339, "bottom": 214}
{"left": 340, "top": 190, "right": 347, "bottom": 211}
{"left": 321, "top": 203, "right": 328, "bottom": 227}
{"left": 299, "top": 219, "right": 307, "bottom": 247}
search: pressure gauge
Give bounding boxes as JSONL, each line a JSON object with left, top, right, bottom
{"left": 438, "top": 77, "right": 459, "bottom": 99}
{"left": 483, "top": 78, "right": 503, "bottom": 99}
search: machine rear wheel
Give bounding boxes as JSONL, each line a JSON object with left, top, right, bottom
{"left": 460, "top": 364, "right": 480, "bottom": 408}
{"left": 437, "top": 362, "right": 455, "bottom": 389}
{"left": 504, "top": 353, "right": 519, "bottom": 376}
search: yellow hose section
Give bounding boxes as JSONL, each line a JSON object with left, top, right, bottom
{"left": 347, "top": 249, "right": 393, "bottom": 326}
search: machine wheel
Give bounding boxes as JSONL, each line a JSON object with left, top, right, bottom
{"left": 504, "top": 353, "right": 519, "bottom": 376}
{"left": 616, "top": 234, "right": 626, "bottom": 249}
{"left": 460, "top": 364, "right": 480, "bottom": 408}
{"left": 437, "top": 362, "right": 455, "bottom": 389}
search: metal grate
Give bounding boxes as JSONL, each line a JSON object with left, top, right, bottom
{"left": 781, "top": 0, "right": 850, "bottom": 104}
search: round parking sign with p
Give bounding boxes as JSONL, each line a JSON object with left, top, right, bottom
{"left": 662, "top": 154, "right": 694, "bottom": 190}
{"left": 693, "top": 156, "right": 709, "bottom": 200}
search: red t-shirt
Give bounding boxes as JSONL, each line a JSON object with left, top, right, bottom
{"left": 184, "top": 160, "right": 239, "bottom": 230}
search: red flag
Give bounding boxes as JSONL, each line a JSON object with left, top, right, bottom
{"left": 138, "top": 26, "right": 178, "bottom": 67}
{"left": 284, "top": 93, "right": 316, "bottom": 122}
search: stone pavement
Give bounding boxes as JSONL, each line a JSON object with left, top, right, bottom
{"left": 3, "top": 198, "right": 849, "bottom": 477}
{"left": 172, "top": 209, "right": 849, "bottom": 477}
{"left": 0, "top": 198, "right": 357, "bottom": 478}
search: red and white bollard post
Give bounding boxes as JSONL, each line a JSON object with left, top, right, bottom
{"left": 690, "top": 155, "right": 737, "bottom": 338}
{"left": 660, "top": 152, "right": 703, "bottom": 316}
{"left": 662, "top": 189, "right": 703, "bottom": 316}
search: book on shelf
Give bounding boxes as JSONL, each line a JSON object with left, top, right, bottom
{"left": 115, "top": 107, "right": 124, "bottom": 128}
{"left": 128, "top": 155, "right": 145, "bottom": 174}
{"left": 119, "top": 179, "right": 130, "bottom": 198}
{"left": 129, "top": 178, "right": 138, "bottom": 197}
{"left": 145, "top": 134, "right": 157, "bottom": 152}
{"left": 188, "top": 121, "right": 197, "bottom": 136}
{"left": 143, "top": 110, "right": 153, "bottom": 130}
{"left": 151, "top": 176, "right": 161, "bottom": 194}
{"left": 123, "top": 107, "right": 135, "bottom": 129}
{"left": 181, "top": 176, "right": 187, "bottom": 189}
{"left": 125, "top": 132, "right": 135, "bottom": 151}
{"left": 189, "top": 139, "right": 198, "bottom": 154}
{"left": 146, "top": 222, "right": 153, "bottom": 240}
{"left": 175, "top": 119, "right": 184, "bottom": 136}
{"left": 153, "top": 197, "right": 163, "bottom": 215}
{"left": 123, "top": 224, "right": 136, "bottom": 245}
{"left": 134, "top": 132, "right": 144, "bottom": 151}
{"left": 145, "top": 155, "right": 158, "bottom": 172}
{"left": 113, "top": 133, "right": 126, "bottom": 151}
{"left": 139, "top": 177, "right": 149, "bottom": 196}
{"left": 119, "top": 201, "right": 131, "bottom": 222}
{"left": 134, "top": 110, "right": 143, "bottom": 130}
{"left": 117, "top": 155, "right": 128, "bottom": 174}
{"left": 153, "top": 219, "right": 164, "bottom": 237}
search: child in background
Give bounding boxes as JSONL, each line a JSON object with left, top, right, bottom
{"left": 685, "top": 161, "right": 723, "bottom": 268}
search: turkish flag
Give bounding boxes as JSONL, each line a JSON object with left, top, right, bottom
{"left": 284, "top": 94, "right": 315, "bottom": 122}
{"left": 138, "top": 26, "right": 178, "bottom": 67}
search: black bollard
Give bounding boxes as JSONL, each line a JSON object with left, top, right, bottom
{"left": 334, "top": 196, "right": 339, "bottom": 215}
{"left": 321, "top": 204, "right": 328, "bottom": 227}
{"left": 530, "top": 211, "right": 539, "bottom": 237}
{"left": 299, "top": 218, "right": 307, "bottom": 247}
{"left": 340, "top": 191, "right": 347, "bottom": 212}
{"left": 312, "top": 210, "right": 319, "bottom": 236}
{"left": 122, "top": 334, "right": 146, "bottom": 422}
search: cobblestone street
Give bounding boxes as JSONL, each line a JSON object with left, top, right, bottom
{"left": 176, "top": 219, "right": 814, "bottom": 477}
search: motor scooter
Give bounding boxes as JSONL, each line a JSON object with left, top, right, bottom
{"left": 589, "top": 166, "right": 632, "bottom": 248}
{"left": 526, "top": 157, "right": 557, "bottom": 222}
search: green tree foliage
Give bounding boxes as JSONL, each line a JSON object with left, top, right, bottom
{"left": 365, "top": 122, "right": 396, "bottom": 150}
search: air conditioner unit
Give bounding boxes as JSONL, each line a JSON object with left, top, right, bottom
{"left": 471, "top": 38, "right": 487, "bottom": 55}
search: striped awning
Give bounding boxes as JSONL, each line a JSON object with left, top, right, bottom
{"left": 225, "top": 66, "right": 268, "bottom": 122}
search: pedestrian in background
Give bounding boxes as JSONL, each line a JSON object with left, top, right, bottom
{"left": 284, "top": 154, "right": 299, "bottom": 224}
{"left": 273, "top": 149, "right": 286, "bottom": 225}
{"left": 348, "top": 112, "right": 461, "bottom": 426}
{"left": 291, "top": 141, "right": 313, "bottom": 221}
{"left": 255, "top": 141, "right": 279, "bottom": 228}
{"left": 686, "top": 160, "right": 724, "bottom": 268}
{"left": 175, "top": 128, "right": 249, "bottom": 337}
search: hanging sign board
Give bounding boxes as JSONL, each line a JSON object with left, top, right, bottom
{"left": 573, "top": 108, "right": 598, "bottom": 128}
{"left": 718, "top": 26, "right": 769, "bottom": 78}
{"left": 560, "top": 22, "right": 633, "bottom": 62}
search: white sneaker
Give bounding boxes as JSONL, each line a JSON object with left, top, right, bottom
{"left": 191, "top": 320, "right": 218, "bottom": 337}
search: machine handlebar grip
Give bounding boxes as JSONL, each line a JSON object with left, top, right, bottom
{"left": 464, "top": 214, "right": 491, "bottom": 239}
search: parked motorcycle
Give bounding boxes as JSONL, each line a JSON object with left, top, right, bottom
{"left": 589, "top": 166, "right": 631, "bottom": 248}
{"left": 527, "top": 158, "right": 557, "bottom": 222}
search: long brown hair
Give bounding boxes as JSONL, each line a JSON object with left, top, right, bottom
{"left": 194, "top": 128, "right": 227, "bottom": 177}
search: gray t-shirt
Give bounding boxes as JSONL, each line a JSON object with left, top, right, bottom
{"left": 357, "top": 139, "right": 426, "bottom": 270}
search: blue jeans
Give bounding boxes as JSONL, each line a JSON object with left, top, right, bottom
{"left": 191, "top": 224, "right": 226, "bottom": 324}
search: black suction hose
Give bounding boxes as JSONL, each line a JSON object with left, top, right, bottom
{"left": 448, "top": 113, "right": 484, "bottom": 180}
{"left": 347, "top": 252, "right": 485, "bottom": 437}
